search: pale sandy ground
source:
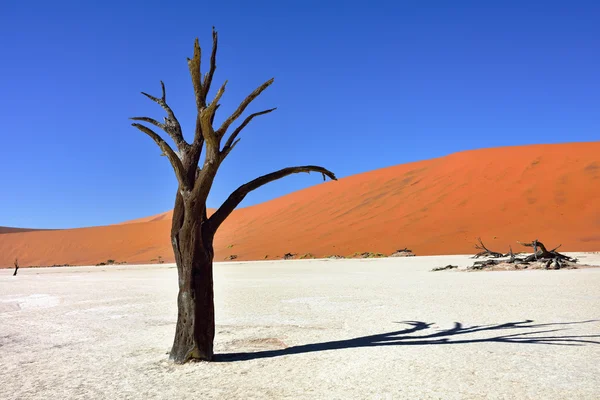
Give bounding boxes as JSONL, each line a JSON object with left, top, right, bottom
{"left": 1, "top": 254, "right": 599, "bottom": 399}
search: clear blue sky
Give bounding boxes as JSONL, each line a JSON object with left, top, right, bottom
{"left": 1, "top": 1, "right": 598, "bottom": 229}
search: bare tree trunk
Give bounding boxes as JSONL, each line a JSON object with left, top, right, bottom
{"left": 170, "top": 242, "right": 215, "bottom": 362}
{"left": 169, "top": 193, "right": 216, "bottom": 363}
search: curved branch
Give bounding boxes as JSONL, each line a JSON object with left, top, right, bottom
{"left": 140, "top": 81, "right": 187, "bottom": 150}
{"left": 518, "top": 240, "right": 548, "bottom": 253}
{"left": 132, "top": 123, "right": 188, "bottom": 188}
{"left": 216, "top": 78, "right": 274, "bottom": 137}
{"left": 208, "top": 165, "right": 337, "bottom": 232}
{"left": 221, "top": 108, "right": 276, "bottom": 154}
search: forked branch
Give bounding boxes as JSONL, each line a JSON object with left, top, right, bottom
{"left": 188, "top": 27, "right": 219, "bottom": 111}
{"left": 216, "top": 78, "right": 275, "bottom": 138}
{"left": 189, "top": 32, "right": 221, "bottom": 150}
{"left": 197, "top": 81, "right": 227, "bottom": 149}
{"left": 208, "top": 166, "right": 337, "bottom": 232}
{"left": 134, "top": 81, "right": 187, "bottom": 151}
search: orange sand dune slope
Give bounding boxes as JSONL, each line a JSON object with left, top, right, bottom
{"left": 1, "top": 142, "right": 599, "bottom": 267}
{"left": 114, "top": 210, "right": 174, "bottom": 225}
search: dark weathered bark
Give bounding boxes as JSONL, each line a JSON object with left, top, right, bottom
{"left": 169, "top": 194, "right": 216, "bottom": 362}
{"left": 131, "top": 28, "right": 336, "bottom": 363}
{"left": 13, "top": 258, "right": 19, "bottom": 276}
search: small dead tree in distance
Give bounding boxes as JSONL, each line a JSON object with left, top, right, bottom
{"left": 13, "top": 258, "right": 19, "bottom": 276}
{"left": 131, "top": 28, "right": 337, "bottom": 363}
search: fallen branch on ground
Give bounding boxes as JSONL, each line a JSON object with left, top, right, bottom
{"left": 431, "top": 265, "right": 458, "bottom": 272}
{"left": 472, "top": 237, "right": 505, "bottom": 258}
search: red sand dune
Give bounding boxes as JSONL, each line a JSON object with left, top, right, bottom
{"left": 1, "top": 142, "right": 599, "bottom": 267}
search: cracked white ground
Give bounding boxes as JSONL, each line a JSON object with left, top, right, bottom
{"left": 2, "top": 254, "right": 600, "bottom": 399}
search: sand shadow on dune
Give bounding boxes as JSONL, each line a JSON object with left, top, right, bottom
{"left": 215, "top": 319, "right": 600, "bottom": 362}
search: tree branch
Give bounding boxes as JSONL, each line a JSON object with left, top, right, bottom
{"left": 132, "top": 123, "right": 188, "bottom": 188}
{"left": 221, "top": 108, "right": 276, "bottom": 156}
{"left": 518, "top": 239, "right": 548, "bottom": 254}
{"left": 187, "top": 38, "right": 204, "bottom": 109}
{"left": 216, "top": 78, "right": 274, "bottom": 138}
{"left": 189, "top": 82, "right": 229, "bottom": 200}
{"left": 189, "top": 31, "right": 220, "bottom": 159}
{"left": 220, "top": 138, "right": 240, "bottom": 160}
{"left": 208, "top": 166, "right": 337, "bottom": 232}
{"left": 197, "top": 81, "right": 226, "bottom": 149}
{"left": 139, "top": 81, "right": 187, "bottom": 151}
{"left": 130, "top": 116, "right": 165, "bottom": 130}
{"left": 473, "top": 237, "right": 505, "bottom": 258}
{"left": 202, "top": 27, "right": 218, "bottom": 100}
{"left": 210, "top": 104, "right": 220, "bottom": 126}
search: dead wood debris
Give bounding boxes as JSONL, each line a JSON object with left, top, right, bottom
{"left": 434, "top": 239, "right": 583, "bottom": 271}
{"left": 390, "top": 248, "right": 416, "bottom": 257}
{"left": 467, "top": 239, "right": 578, "bottom": 271}
{"left": 472, "top": 237, "right": 505, "bottom": 258}
{"left": 431, "top": 265, "right": 458, "bottom": 271}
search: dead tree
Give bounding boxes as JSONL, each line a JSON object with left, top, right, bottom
{"left": 517, "top": 240, "right": 576, "bottom": 263}
{"left": 131, "top": 28, "right": 336, "bottom": 363}
{"left": 13, "top": 258, "right": 19, "bottom": 276}
{"left": 472, "top": 237, "right": 504, "bottom": 258}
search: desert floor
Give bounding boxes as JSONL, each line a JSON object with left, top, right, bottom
{"left": 1, "top": 254, "right": 600, "bottom": 399}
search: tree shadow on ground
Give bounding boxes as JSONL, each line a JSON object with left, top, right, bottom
{"left": 215, "top": 319, "right": 600, "bottom": 362}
